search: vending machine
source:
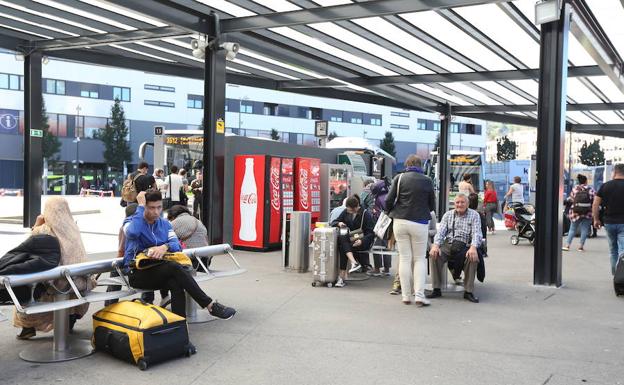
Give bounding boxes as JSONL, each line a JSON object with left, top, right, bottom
{"left": 319, "top": 163, "right": 353, "bottom": 222}
{"left": 294, "top": 157, "right": 321, "bottom": 226}
{"left": 233, "top": 155, "right": 293, "bottom": 251}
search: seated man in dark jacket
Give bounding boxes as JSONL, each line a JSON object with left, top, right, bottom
{"left": 123, "top": 191, "right": 235, "bottom": 319}
{"left": 330, "top": 196, "right": 375, "bottom": 287}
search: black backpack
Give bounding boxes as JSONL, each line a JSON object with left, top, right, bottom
{"left": 572, "top": 187, "right": 591, "bottom": 215}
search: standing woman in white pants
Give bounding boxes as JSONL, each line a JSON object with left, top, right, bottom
{"left": 385, "top": 155, "right": 436, "bottom": 306}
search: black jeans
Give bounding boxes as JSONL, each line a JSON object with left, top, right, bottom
{"left": 128, "top": 261, "right": 212, "bottom": 317}
{"left": 337, "top": 234, "right": 370, "bottom": 270}
{"left": 193, "top": 193, "right": 202, "bottom": 220}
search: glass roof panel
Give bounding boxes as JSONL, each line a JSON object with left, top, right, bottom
{"left": 226, "top": 66, "right": 251, "bottom": 74}
{"left": 0, "top": 0, "right": 105, "bottom": 33}
{"left": 400, "top": 11, "right": 515, "bottom": 71}
{"left": 269, "top": 26, "right": 398, "bottom": 76}
{"left": 238, "top": 48, "right": 325, "bottom": 78}
{"left": 439, "top": 83, "right": 503, "bottom": 105}
{"left": 134, "top": 41, "right": 201, "bottom": 62}
{"left": 508, "top": 79, "right": 539, "bottom": 98}
{"left": 409, "top": 84, "right": 472, "bottom": 106}
{"left": 566, "top": 78, "right": 605, "bottom": 103}
{"left": 471, "top": 81, "right": 535, "bottom": 104}
{"left": 196, "top": 0, "right": 256, "bottom": 17}
{"left": 568, "top": 34, "right": 598, "bottom": 66}
{"left": 110, "top": 44, "right": 176, "bottom": 62}
{"left": 33, "top": 0, "right": 135, "bottom": 30}
{"left": 567, "top": 111, "right": 600, "bottom": 124}
{"left": 231, "top": 58, "right": 300, "bottom": 79}
{"left": 589, "top": 110, "right": 624, "bottom": 124}
{"left": 586, "top": 0, "right": 624, "bottom": 60}
{"left": 312, "top": 0, "right": 351, "bottom": 5}
{"left": 353, "top": 17, "right": 473, "bottom": 73}
{"left": 251, "top": 0, "right": 299, "bottom": 12}
{"left": 512, "top": 0, "right": 537, "bottom": 29}
{"left": 454, "top": 3, "right": 540, "bottom": 68}
{"left": 309, "top": 22, "right": 433, "bottom": 74}
{"left": 0, "top": 23, "right": 52, "bottom": 39}
{"left": 78, "top": 0, "right": 167, "bottom": 27}
{"left": 589, "top": 76, "right": 624, "bottom": 102}
{"left": 0, "top": 11, "right": 79, "bottom": 36}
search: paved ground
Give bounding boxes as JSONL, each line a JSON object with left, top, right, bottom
{"left": 0, "top": 196, "right": 622, "bottom": 384}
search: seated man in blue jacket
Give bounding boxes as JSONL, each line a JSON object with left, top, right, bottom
{"left": 123, "top": 191, "right": 235, "bottom": 319}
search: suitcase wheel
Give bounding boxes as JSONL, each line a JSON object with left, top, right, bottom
{"left": 137, "top": 358, "right": 148, "bottom": 371}
{"left": 186, "top": 345, "right": 197, "bottom": 357}
{"left": 326, "top": 282, "right": 333, "bottom": 288}
{"left": 311, "top": 282, "right": 317, "bottom": 287}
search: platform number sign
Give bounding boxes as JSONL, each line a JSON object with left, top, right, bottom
{"left": 154, "top": 126, "right": 164, "bottom": 136}
{"left": 315, "top": 120, "right": 328, "bottom": 138}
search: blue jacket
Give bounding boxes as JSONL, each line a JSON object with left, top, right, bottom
{"left": 122, "top": 206, "right": 182, "bottom": 267}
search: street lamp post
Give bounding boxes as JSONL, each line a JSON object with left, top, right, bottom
{"left": 74, "top": 105, "right": 81, "bottom": 194}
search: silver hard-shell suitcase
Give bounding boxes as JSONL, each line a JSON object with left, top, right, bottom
{"left": 311, "top": 227, "right": 339, "bottom": 287}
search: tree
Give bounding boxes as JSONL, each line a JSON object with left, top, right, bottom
{"left": 328, "top": 131, "right": 338, "bottom": 141}
{"left": 433, "top": 133, "right": 440, "bottom": 152}
{"left": 379, "top": 131, "right": 396, "bottom": 157}
{"left": 41, "top": 99, "right": 61, "bottom": 161}
{"left": 270, "top": 128, "right": 280, "bottom": 141}
{"left": 579, "top": 139, "right": 605, "bottom": 166}
{"left": 496, "top": 135, "right": 517, "bottom": 161}
{"left": 96, "top": 98, "right": 132, "bottom": 171}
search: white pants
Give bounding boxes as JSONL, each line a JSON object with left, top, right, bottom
{"left": 393, "top": 219, "right": 429, "bottom": 302}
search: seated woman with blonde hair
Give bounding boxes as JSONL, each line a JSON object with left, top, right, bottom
{"left": 15, "top": 197, "right": 95, "bottom": 339}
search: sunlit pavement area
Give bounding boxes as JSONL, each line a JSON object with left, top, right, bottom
{"left": 0, "top": 196, "right": 622, "bottom": 385}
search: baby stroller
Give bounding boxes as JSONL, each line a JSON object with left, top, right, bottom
{"left": 507, "top": 202, "right": 536, "bottom": 245}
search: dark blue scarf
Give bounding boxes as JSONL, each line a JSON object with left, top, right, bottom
{"left": 405, "top": 166, "right": 424, "bottom": 174}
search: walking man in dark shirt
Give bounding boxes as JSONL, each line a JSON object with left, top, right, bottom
{"left": 593, "top": 163, "right": 624, "bottom": 275}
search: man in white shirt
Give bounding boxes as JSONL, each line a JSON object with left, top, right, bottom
{"left": 165, "top": 165, "right": 185, "bottom": 205}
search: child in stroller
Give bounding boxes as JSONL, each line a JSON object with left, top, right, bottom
{"left": 507, "top": 202, "right": 535, "bottom": 245}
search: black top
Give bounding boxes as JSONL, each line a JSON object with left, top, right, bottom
{"left": 134, "top": 173, "right": 156, "bottom": 193}
{"left": 385, "top": 171, "right": 435, "bottom": 222}
{"left": 597, "top": 179, "right": 624, "bottom": 224}
{"left": 331, "top": 208, "right": 375, "bottom": 247}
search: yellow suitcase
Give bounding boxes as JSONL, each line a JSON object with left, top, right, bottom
{"left": 93, "top": 299, "right": 195, "bottom": 370}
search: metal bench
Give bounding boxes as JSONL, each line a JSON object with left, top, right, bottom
{"left": 0, "top": 244, "right": 245, "bottom": 363}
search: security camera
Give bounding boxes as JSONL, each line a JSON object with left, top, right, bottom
{"left": 220, "top": 42, "right": 240, "bottom": 61}
{"left": 192, "top": 48, "right": 205, "bottom": 60}
{"left": 191, "top": 38, "right": 208, "bottom": 51}
{"left": 190, "top": 39, "right": 200, "bottom": 50}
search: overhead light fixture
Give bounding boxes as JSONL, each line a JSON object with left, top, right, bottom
{"left": 14, "top": 53, "right": 25, "bottom": 61}
{"left": 535, "top": 0, "right": 562, "bottom": 25}
{"left": 220, "top": 42, "right": 239, "bottom": 61}
{"left": 42, "top": 55, "right": 49, "bottom": 64}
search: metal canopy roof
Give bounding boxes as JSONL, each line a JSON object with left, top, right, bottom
{"left": 1, "top": 0, "right": 624, "bottom": 136}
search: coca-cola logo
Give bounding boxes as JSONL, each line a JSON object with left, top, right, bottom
{"left": 270, "top": 166, "right": 280, "bottom": 211}
{"left": 299, "top": 168, "right": 309, "bottom": 210}
{"left": 240, "top": 193, "right": 257, "bottom": 204}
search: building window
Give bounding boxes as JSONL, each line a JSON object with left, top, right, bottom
{"left": 310, "top": 108, "right": 322, "bottom": 120}
{"left": 263, "top": 103, "right": 277, "bottom": 116}
{"left": 297, "top": 106, "right": 309, "bottom": 119}
{"left": 187, "top": 95, "right": 203, "bottom": 109}
{"left": 80, "top": 90, "right": 99, "bottom": 99}
{"left": 240, "top": 102, "right": 253, "bottom": 114}
{"left": 145, "top": 100, "right": 175, "bottom": 107}
{"left": 390, "top": 111, "right": 410, "bottom": 117}
{"left": 417, "top": 119, "right": 427, "bottom": 130}
{"left": 350, "top": 117, "right": 363, "bottom": 124}
{"left": 390, "top": 124, "right": 409, "bottom": 130}
{"left": 432, "top": 121, "right": 441, "bottom": 131}
{"left": 330, "top": 116, "right": 342, "bottom": 122}
{"left": 450, "top": 123, "right": 460, "bottom": 133}
{"left": 1, "top": 74, "right": 23, "bottom": 90}
{"left": 113, "top": 86, "right": 131, "bottom": 102}
{"left": 277, "top": 105, "right": 290, "bottom": 117}
{"left": 45, "top": 79, "right": 66, "bottom": 95}
{"left": 144, "top": 84, "right": 175, "bottom": 92}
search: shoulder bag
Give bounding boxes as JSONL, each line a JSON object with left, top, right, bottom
{"left": 162, "top": 175, "right": 173, "bottom": 210}
{"left": 132, "top": 251, "right": 192, "bottom": 270}
{"left": 373, "top": 174, "right": 402, "bottom": 240}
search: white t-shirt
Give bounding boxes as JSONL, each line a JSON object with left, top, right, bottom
{"left": 165, "top": 174, "right": 185, "bottom": 201}
{"left": 510, "top": 183, "right": 524, "bottom": 203}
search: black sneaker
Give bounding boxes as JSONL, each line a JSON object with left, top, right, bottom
{"left": 16, "top": 327, "right": 35, "bottom": 340}
{"left": 209, "top": 302, "right": 236, "bottom": 320}
{"left": 425, "top": 289, "right": 442, "bottom": 299}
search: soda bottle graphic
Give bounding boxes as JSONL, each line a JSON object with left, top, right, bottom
{"left": 239, "top": 158, "right": 258, "bottom": 241}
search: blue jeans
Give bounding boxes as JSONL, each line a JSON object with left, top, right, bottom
{"left": 565, "top": 217, "right": 591, "bottom": 248}
{"left": 605, "top": 223, "right": 624, "bottom": 275}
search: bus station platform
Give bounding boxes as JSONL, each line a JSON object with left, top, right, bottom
{"left": 0, "top": 197, "right": 622, "bottom": 385}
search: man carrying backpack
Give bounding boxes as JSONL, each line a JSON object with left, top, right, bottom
{"left": 563, "top": 174, "right": 595, "bottom": 252}
{"left": 121, "top": 162, "right": 155, "bottom": 207}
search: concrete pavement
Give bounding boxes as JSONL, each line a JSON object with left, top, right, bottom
{"left": 0, "top": 196, "right": 622, "bottom": 384}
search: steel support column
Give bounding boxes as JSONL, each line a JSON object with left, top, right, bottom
{"left": 438, "top": 104, "right": 451, "bottom": 219}
{"left": 201, "top": 14, "right": 226, "bottom": 244}
{"left": 534, "top": 4, "right": 571, "bottom": 287}
{"left": 23, "top": 51, "right": 43, "bottom": 228}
